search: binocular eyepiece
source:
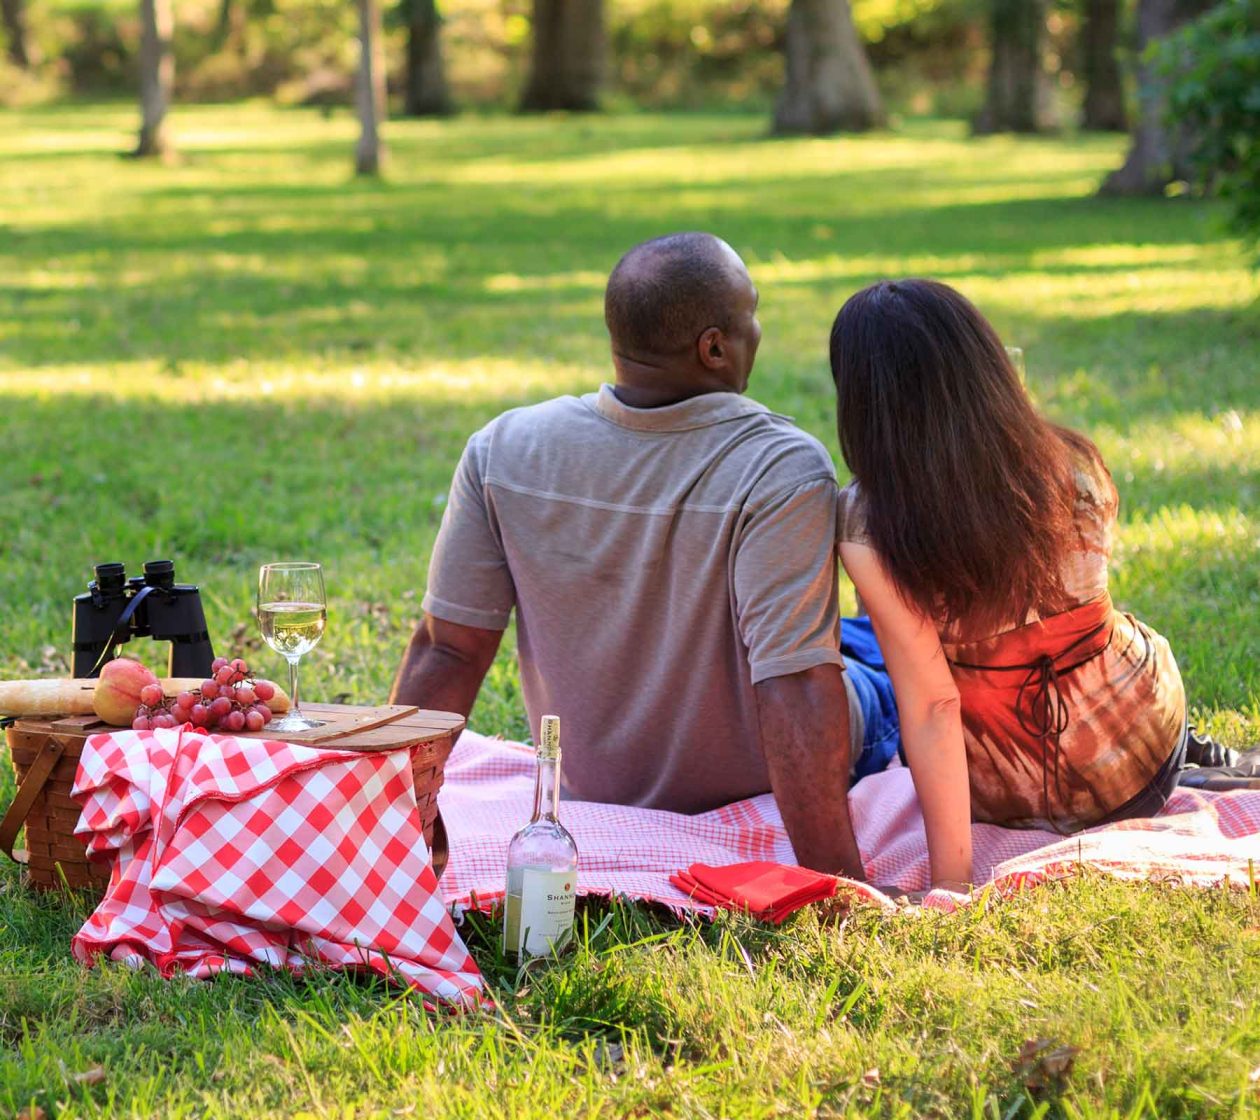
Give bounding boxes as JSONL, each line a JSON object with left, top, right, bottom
{"left": 91, "top": 559, "right": 176, "bottom": 597}
{"left": 73, "top": 560, "right": 216, "bottom": 678}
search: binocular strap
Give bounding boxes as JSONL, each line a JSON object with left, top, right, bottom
{"left": 87, "top": 584, "right": 156, "bottom": 676}
{"left": 0, "top": 736, "right": 65, "bottom": 865}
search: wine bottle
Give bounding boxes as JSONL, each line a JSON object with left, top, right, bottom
{"left": 503, "top": 714, "right": 578, "bottom": 960}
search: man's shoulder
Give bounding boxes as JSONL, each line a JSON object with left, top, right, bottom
{"left": 465, "top": 395, "right": 595, "bottom": 465}
{"left": 757, "top": 411, "right": 835, "bottom": 466}
{"left": 738, "top": 404, "right": 838, "bottom": 498}
{"left": 473, "top": 395, "right": 591, "bottom": 437}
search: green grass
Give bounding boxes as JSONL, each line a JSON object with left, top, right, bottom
{"left": 0, "top": 102, "right": 1257, "bottom": 1118}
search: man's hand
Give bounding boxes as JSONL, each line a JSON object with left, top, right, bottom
{"left": 753, "top": 663, "right": 865, "bottom": 880}
{"left": 390, "top": 613, "right": 504, "bottom": 720}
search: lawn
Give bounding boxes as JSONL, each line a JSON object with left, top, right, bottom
{"left": 0, "top": 101, "right": 1257, "bottom": 1118}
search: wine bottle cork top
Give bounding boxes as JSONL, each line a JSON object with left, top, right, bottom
{"left": 539, "top": 714, "right": 560, "bottom": 757}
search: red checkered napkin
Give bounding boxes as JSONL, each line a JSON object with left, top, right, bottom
{"left": 670, "top": 861, "right": 842, "bottom": 923}
{"left": 71, "top": 726, "right": 483, "bottom": 1008}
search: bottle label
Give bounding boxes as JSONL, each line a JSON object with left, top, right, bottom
{"left": 510, "top": 868, "right": 576, "bottom": 958}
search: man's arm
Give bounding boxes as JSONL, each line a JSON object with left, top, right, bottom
{"left": 389, "top": 613, "right": 504, "bottom": 719}
{"left": 754, "top": 663, "right": 865, "bottom": 879}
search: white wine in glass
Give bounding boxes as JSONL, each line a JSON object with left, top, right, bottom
{"left": 258, "top": 562, "right": 327, "bottom": 733}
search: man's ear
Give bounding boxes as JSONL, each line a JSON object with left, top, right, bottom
{"left": 697, "top": 326, "right": 726, "bottom": 370}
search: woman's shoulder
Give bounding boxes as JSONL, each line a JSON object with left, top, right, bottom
{"left": 1070, "top": 449, "right": 1120, "bottom": 535}
{"left": 1056, "top": 428, "right": 1119, "bottom": 518}
{"left": 836, "top": 481, "right": 872, "bottom": 547}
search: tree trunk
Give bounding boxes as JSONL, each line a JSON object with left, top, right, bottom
{"left": 519, "top": 0, "right": 605, "bottom": 112}
{"left": 1100, "top": 0, "right": 1213, "bottom": 195}
{"left": 1, "top": 0, "right": 31, "bottom": 69}
{"left": 355, "top": 0, "right": 388, "bottom": 175}
{"left": 134, "top": 0, "right": 174, "bottom": 158}
{"left": 973, "top": 0, "right": 1056, "bottom": 134}
{"left": 773, "top": 0, "right": 884, "bottom": 135}
{"left": 404, "top": 0, "right": 453, "bottom": 116}
{"left": 213, "top": 0, "right": 246, "bottom": 48}
{"left": 1080, "top": 0, "right": 1127, "bottom": 131}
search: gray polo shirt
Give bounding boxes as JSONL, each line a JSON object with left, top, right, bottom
{"left": 423, "top": 384, "right": 843, "bottom": 813}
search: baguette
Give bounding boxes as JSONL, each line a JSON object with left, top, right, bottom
{"left": 0, "top": 678, "right": 97, "bottom": 717}
{"left": 0, "top": 677, "right": 291, "bottom": 719}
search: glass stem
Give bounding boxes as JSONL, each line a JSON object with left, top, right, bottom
{"left": 287, "top": 655, "right": 301, "bottom": 718}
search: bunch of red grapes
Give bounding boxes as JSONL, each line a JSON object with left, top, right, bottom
{"left": 132, "top": 656, "right": 277, "bottom": 733}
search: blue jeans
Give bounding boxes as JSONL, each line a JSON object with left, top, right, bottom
{"left": 842, "top": 616, "right": 901, "bottom": 784}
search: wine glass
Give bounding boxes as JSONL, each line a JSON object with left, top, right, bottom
{"left": 257, "top": 562, "right": 327, "bottom": 733}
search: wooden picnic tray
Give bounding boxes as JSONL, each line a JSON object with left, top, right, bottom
{"left": 1, "top": 702, "right": 464, "bottom": 894}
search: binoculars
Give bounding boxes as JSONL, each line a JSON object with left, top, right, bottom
{"left": 72, "top": 560, "right": 216, "bottom": 679}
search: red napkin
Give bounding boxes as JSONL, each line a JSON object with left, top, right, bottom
{"left": 669, "top": 861, "right": 839, "bottom": 923}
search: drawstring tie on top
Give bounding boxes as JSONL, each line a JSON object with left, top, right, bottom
{"left": 950, "top": 613, "right": 1113, "bottom": 835}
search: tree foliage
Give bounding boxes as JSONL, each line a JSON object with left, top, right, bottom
{"left": 851, "top": 0, "right": 965, "bottom": 40}
{"left": 1159, "top": 0, "right": 1260, "bottom": 247}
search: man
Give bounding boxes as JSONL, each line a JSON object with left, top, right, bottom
{"left": 391, "top": 232, "right": 875, "bottom": 877}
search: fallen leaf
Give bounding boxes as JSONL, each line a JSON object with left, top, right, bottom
{"left": 40, "top": 645, "right": 68, "bottom": 674}
{"left": 593, "top": 1039, "right": 625, "bottom": 1074}
{"left": 861, "top": 1068, "right": 881, "bottom": 1087}
{"left": 1015, "top": 1038, "right": 1080, "bottom": 1092}
{"left": 227, "top": 623, "right": 265, "bottom": 656}
{"left": 16, "top": 1108, "right": 47, "bottom": 1120}
{"left": 71, "top": 1066, "right": 107, "bottom": 1087}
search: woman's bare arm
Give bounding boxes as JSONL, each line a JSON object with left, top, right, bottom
{"left": 839, "top": 542, "right": 973, "bottom": 889}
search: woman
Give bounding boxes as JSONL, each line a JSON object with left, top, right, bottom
{"left": 829, "top": 279, "right": 1230, "bottom": 892}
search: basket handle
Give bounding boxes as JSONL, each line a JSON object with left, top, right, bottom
{"left": 0, "top": 737, "right": 65, "bottom": 865}
{"left": 430, "top": 809, "right": 448, "bottom": 880}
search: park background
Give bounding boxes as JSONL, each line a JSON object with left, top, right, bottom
{"left": 1, "top": 0, "right": 1259, "bottom": 1117}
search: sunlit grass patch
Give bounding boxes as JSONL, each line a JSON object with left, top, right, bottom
{"left": 0, "top": 103, "right": 1257, "bottom": 1118}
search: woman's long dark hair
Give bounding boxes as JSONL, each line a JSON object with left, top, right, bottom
{"left": 830, "top": 279, "right": 1104, "bottom": 635}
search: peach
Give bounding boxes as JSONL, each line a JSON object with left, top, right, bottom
{"left": 93, "top": 657, "right": 159, "bottom": 726}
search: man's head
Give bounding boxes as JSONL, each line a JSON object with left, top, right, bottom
{"left": 604, "top": 233, "right": 761, "bottom": 397}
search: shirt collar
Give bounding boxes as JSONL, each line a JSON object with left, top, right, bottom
{"left": 587, "top": 383, "right": 776, "bottom": 433}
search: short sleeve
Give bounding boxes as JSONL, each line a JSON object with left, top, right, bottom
{"left": 422, "top": 431, "right": 516, "bottom": 630}
{"left": 1072, "top": 459, "right": 1119, "bottom": 554}
{"left": 734, "top": 476, "right": 844, "bottom": 684}
{"left": 835, "top": 482, "right": 872, "bottom": 547}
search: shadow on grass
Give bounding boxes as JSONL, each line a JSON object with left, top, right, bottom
{"left": 2, "top": 188, "right": 1246, "bottom": 393}
{"left": 0, "top": 386, "right": 1255, "bottom": 710}
{"left": 0, "top": 389, "right": 567, "bottom": 688}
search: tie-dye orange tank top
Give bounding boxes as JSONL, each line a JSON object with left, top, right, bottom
{"left": 836, "top": 463, "right": 1186, "bottom": 832}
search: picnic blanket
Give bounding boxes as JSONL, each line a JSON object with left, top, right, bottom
{"left": 71, "top": 726, "right": 483, "bottom": 1008}
{"left": 440, "top": 731, "right": 1260, "bottom": 914}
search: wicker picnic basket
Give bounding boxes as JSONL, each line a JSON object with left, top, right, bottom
{"left": 0, "top": 702, "right": 464, "bottom": 895}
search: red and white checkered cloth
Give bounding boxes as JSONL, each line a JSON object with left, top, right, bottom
{"left": 71, "top": 727, "right": 483, "bottom": 1008}
{"left": 440, "top": 731, "right": 1260, "bottom": 914}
